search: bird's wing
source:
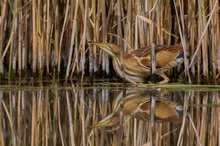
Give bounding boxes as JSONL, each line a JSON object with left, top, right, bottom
{"left": 131, "top": 45, "right": 183, "bottom": 68}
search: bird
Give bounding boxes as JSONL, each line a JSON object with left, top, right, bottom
{"left": 90, "top": 90, "right": 183, "bottom": 128}
{"left": 89, "top": 42, "right": 184, "bottom": 85}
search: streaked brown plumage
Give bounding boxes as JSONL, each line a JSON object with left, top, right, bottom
{"left": 89, "top": 42, "right": 184, "bottom": 85}
{"left": 90, "top": 90, "right": 183, "bottom": 128}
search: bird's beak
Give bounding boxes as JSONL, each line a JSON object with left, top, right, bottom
{"left": 89, "top": 42, "right": 114, "bottom": 57}
{"left": 89, "top": 113, "right": 118, "bottom": 128}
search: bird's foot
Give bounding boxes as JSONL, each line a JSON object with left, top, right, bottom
{"left": 137, "top": 83, "right": 156, "bottom": 88}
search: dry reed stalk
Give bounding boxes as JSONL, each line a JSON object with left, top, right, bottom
{"left": 194, "top": 92, "right": 203, "bottom": 145}
{"left": 196, "top": 91, "right": 201, "bottom": 139}
{"left": 58, "top": 0, "right": 70, "bottom": 74}
{"left": 217, "top": 37, "right": 220, "bottom": 79}
{"left": 165, "top": 1, "right": 172, "bottom": 45}
{"left": 173, "top": 0, "right": 191, "bottom": 84}
{"left": 135, "top": 0, "right": 143, "bottom": 48}
{"left": 197, "top": 48, "right": 202, "bottom": 83}
{"left": 79, "top": 89, "right": 86, "bottom": 146}
{"left": 17, "top": 91, "right": 21, "bottom": 146}
{"left": 189, "top": 0, "right": 219, "bottom": 83}
{"left": 177, "top": 92, "right": 189, "bottom": 146}
{"left": 217, "top": 92, "right": 220, "bottom": 145}
{"left": 154, "top": 124, "right": 159, "bottom": 146}
{"left": 18, "top": 1, "right": 22, "bottom": 78}
{"left": 188, "top": 0, "right": 196, "bottom": 77}
{"left": 57, "top": 95, "right": 64, "bottom": 146}
{"left": 66, "top": 91, "right": 75, "bottom": 146}
{"left": 2, "top": 100, "right": 15, "bottom": 145}
{"left": 54, "top": 1, "right": 60, "bottom": 72}
{"left": 91, "top": 0, "right": 98, "bottom": 74}
{"left": 200, "top": 92, "right": 208, "bottom": 145}
{"left": 133, "top": 118, "right": 137, "bottom": 146}
{"left": 118, "top": 109, "right": 123, "bottom": 146}
{"left": 162, "top": 124, "right": 170, "bottom": 145}
{"left": 93, "top": 0, "right": 102, "bottom": 75}
{"left": 123, "top": 116, "right": 130, "bottom": 146}
{"left": 31, "top": 93, "right": 36, "bottom": 146}
{"left": 70, "top": 37, "right": 79, "bottom": 79}
{"left": 36, "top": 90, "right": 42, "bottom": 146}
{"left": 136, "top": 121, "right": 141, "bottom": 146}
{"left": 85, "top": 96, "right": 93, "bottom": 144}
{"left": 150, "top": 1, "right": 156, "bottom": 79}
{"left": 32, "top": 0, "right": 37, "bottom": 73}
{"left": 162, "top": 124, "right": 169, "bottom": 145}
{"left": 42, "top": 1, "right": 47, "bottom": 77}
{"left": 150, "top": 94, "right": 156, "bottom": 146}
{"left": 0, "top": 0, "right": 7, "bottom": 74}
{"left": 210, "top": 0, "right": 219, "bottom": 84}
{"left": 141, "top": 121, "right": 147, "bottom": 145}
{"left": 188, "top": 91, "right": 195, "bottom": 145}
{"left": 82, "top": 2, "right": 94, "bottom": 79}
{"left": 117, "top": 0, "right": 124, "bottom": 84}
{"left": 72, "top": 87, "right": 78, "bottom": 143}
{"left": 100, "top": 0, "right": 108, "bottom": 76}
{"left": 22, "top": 1, "right": 29, "bottom": 74}
{"left": 46, "top": 0, "right": 51, "bottom": 74}
{"left": 187, "top": 113, "right": 202, "bottom": 146}
{"left": 45, "top": 90, "right": 49, "bottom": 146}
{"left": 138, "top": 15, "right": 179, "bottom": 43}
{"left": 91, "top": 92, "right": 97, "bottom": 146}
{"left": 68, "top": 0, "right": 79, "bottom": 79}
{"left": 78, "top": 0, "right": 88, "bottom": 83}
{"left": 200, "top": 0, "right": 209, "bottom": 82}
{"left": 99, "top": 89, "right": 108, "bottom": 146}
{"left": 124, "top": 0, "right": 132, "bottom": 53}
{"left": 1, "top": 26, "right": 17, "bottom": 73}
{"left": 38, "top": 0, "right": 43, "bottom": 79}
{"left": 12, "top": 0, "right": 18, "bottom": 73}
{"left": 0, "top": 91, "right": 5, "bottom": 146}
{"left": 22, "top": 92, "right": 27, "bottom": 146}
{"left": 53, "top": 88, "right": 58, "bottom": 145}
{"left": 117, "top": 0, "right": 123, "bottom": 46}
{"left": 208, "top": 92, "right": 218, "bottom": 146}
{"left": 156, "top": 0, "right": 163, "bottom": 45}
{"left": 41, "top": 92, "right": 46, "bottom": 145}
{"left": 6, "top": 4, "right": 16, "bottom": 79}
{"left": 134, "top": 15, "right": 138, "bottom": 50}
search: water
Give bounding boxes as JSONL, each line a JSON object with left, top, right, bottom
{"left": 0, "top": 82, "right": 219, "bottom": 146}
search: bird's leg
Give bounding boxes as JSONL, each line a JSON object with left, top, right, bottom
{"left": 120, "top": 64, "right": 127, "bottom": 86}
{"left": 150, "top": 73, "right": 157, "bottom": 84}
{"left": 158, "top": 72, "right": 170, "bottom": 84}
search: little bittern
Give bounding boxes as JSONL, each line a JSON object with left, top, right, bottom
{"left": 90, "top": 90, "right": 182, "bottom": 128}
{"left": 90, "top": 42, "right": 183, "bottom": 85}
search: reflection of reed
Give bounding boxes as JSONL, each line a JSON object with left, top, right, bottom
{"left": 0, "top": 88, "right": 219, "bottom": 146}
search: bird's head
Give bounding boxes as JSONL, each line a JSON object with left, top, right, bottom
{"left": 89, "top": 42, "right": 122, "bottom": 57}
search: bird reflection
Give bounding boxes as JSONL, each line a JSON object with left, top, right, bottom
{"left": 90, "top": 90, "right": 183, "bottom": 128}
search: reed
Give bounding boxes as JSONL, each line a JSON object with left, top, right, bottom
{"left": 0, "top": 0, "right": 219, "bottom": 84}
{"left": 0, "top": 85, "right": 219, "bottom": 145}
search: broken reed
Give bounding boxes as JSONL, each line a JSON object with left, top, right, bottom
{"left": 0, "top": 0, "right": 219, "bottom": 84}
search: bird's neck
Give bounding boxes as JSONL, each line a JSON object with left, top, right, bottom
{"left": 111, "top": 53, "right": 131, "bottom": 79}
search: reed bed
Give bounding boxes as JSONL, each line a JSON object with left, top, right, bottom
{"left": 0, "top": 0, "right": 219, "bottom": 84}
{"left": 0, "top": 85, "right": 219, "bottom": 146}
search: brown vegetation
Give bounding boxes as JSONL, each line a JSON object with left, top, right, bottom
{"left": 0, "top": 0, "right": 219, "bottom": 84}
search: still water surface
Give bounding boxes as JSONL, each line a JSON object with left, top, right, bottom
{"left": 0, "top": 82, "right": 219, "bottom": 146}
